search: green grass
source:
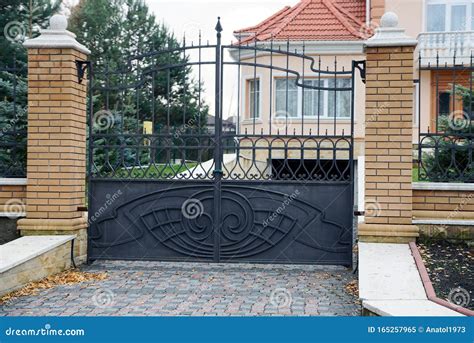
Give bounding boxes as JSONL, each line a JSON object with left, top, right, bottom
{"left": 412, "top": 167, "right": 419, "bottom": 182}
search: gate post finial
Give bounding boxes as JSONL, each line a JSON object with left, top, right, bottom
{"left": 215, "top": 17, "right": 223, "bottom": 34}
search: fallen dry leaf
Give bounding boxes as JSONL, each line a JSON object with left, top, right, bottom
{"left": 344, "top": 280, "right": 359, "bottom": 297}
{"left": 0, "top": 269, "right": 108, "bottom": 305}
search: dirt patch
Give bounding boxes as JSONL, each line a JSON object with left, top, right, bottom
{"left": 0, "top": 218, "right": 20, "bottom": 245}
{"left": 418, "top": 240, "right": 473, "bottom": 311}
{"left": 0, "top": 269, "right": 108, "bottom": 304}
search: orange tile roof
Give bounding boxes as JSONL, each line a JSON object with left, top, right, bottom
{"left": 234, "top": 0, "right": 367, "bottom": 43}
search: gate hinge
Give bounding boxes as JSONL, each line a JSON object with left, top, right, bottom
{"left": 76, "top": 60, "right": 91, "bottom": 84}
{"left": 353, "top": 60, "right": 366, "bottom": 84}
{"left": 354, "top": 210, "right": 365, "bottom": 216}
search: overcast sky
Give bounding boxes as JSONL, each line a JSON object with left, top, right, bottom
{"left": 146, "top": 0, "right": 300, "bottom": 118}
{"left": 64, "top": 0, "right": 300, "bottom": 117}
{"left": 146, "top": 0, "right": 299, "bottom": 45}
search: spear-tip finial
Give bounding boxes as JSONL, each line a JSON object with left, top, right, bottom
{"left": 215, "top": 17, "right": 223, "bottom": 33}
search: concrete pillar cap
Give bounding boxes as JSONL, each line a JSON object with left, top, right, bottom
{"left": 365, "top": 11, "right": 418, "bottom": 48}
{"left": 23, "top": 13, "right": 90, "bottom": 55}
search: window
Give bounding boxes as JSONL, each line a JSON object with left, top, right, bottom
{"left": 426, "top": 1, "right": 473, "bottom": 32}
{"left": 438, "top": 92, "right": 451, "bottom": 116}
{"left": 274, "top": 77, "right": 351, "bottom": 119}
{"left": 427, "top": 4, "right": 446, "bottom": 31}
{"left": 303, "top": 79, "right": 324, "bottom": 117}
{"left": 275, "top": 79, "right": 298, "bottom": 117}
{"left": 328, "top": 78, "right": 351, "bottom": 118}
{"left": 451, "top": 5, "right": 467, "bottom": 31}
{"left": 248, "top": 79, "right": 260, "bottom": 119}
{"left": 472, "top": 5, "right": 474, "bottom": 30}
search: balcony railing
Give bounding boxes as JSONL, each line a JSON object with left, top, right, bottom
{"left": 418, "top": 31, "right": 474, "bottom": 67}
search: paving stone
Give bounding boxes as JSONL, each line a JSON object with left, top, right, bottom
{"left": 0, "top": 261, "right": 360, "bottom": 316}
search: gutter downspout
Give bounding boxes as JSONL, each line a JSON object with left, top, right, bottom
{"left": 366, "top": 0, "right": 371, "bottom": 26}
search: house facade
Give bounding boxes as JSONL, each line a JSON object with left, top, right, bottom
{"left": 232, "top": 0, "right": 367, "bottom": 154}
{"left": 232, "top": 0, "right": 474, "bottom": 143}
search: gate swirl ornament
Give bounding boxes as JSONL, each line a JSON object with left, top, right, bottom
{"left": 89, "top": 184, "right": 351, "bottom": 262}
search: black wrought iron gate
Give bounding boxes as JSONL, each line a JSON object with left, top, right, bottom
{"left": 86, "top": 19, "right": 361, "bottom": 265}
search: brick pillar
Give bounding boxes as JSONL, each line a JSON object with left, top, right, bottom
{"left": 17, "top": 15, "right": 90, "bottom": 263}
{"left": 358, "top": 12, "right": 419, "bottom": 243}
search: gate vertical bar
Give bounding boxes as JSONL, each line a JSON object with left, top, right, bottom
{"left": 213, "top": 17, "right": 223, "bottom": 262}
{"left": 87, "top": 62, "right": 94, "bottom": 264}
{"left": 350, "top": 61, "right": 357, "bottom": 266}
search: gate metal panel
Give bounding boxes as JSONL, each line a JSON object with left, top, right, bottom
{"left": 86, "top": 18, "right": 361, "bottom": 265}
{"left": 89, "top": 180, "right": 352, "bottom": 264}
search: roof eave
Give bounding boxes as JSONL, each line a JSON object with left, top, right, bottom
{"left": 229, "top": 40, "right": 366, "bottom": 60}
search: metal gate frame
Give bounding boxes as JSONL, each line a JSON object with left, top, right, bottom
{"left": 85, "top": 18, "right": 364, "bottom": 265}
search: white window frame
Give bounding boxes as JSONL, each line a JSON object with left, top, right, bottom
{"left": 414, "top": 82, "right": 420, "bottom": 127}
{"left": 244, "top": 76, "right": 262, "bottom": 119}
{"left": 425, "top": 0, "right": 473, "bottom": 32}
{"left": 273, "top": 75, "right": 352, "bottom": 119}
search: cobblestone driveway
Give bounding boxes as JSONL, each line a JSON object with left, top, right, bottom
{"left": 0, "top": 261, "right": 360, "bottom": 316}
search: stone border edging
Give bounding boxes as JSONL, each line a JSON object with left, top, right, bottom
{"left": 412, "top": 182, "right": 474, "bottom": 191}
{"left": 409, "top": 242, "right": 473, "bottom": 316}
{"left": 0, "top": 178, "right": 27, "bottom": 185}
{"left": 0, "top": 235, "right": 76, "bottom": 273}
